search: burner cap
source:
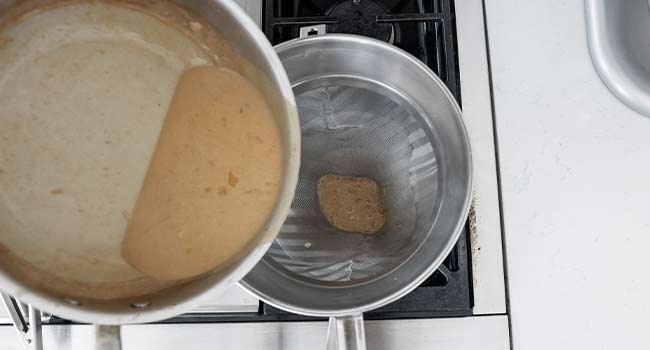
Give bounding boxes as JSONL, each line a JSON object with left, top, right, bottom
{"left": 327, "top": 0, "right": 394, "bottom": 42}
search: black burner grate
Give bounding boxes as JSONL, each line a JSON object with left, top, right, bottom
{"left": 264, "top": 0, "right": 461, "bottom": 104}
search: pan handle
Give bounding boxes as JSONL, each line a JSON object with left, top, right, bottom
{"left": 95, "top": 325, "right": 122, "bottom": 350}
{"left": 326, "top": 314, "right": 367, "bottom": 350}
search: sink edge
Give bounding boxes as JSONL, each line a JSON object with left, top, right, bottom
{"left": 585, "top": 0, "right": 650, "bottom": 118}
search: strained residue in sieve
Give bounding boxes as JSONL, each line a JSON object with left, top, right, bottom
{"left": 266, "top": 79, "right": 441, "bottom": 282}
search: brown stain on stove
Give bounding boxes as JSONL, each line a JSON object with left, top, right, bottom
{"left": 464, "top": 195, "right": 479, "bottom": 290}
{"left": 468, "top": 194, "right": 480, "bottom": 271}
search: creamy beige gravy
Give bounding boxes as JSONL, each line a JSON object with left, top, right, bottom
{"left": 0, "top": 0, "right": 284, "bottom": 299}
{"left": 121, "top": 65, "right": 283, "bottom": 281}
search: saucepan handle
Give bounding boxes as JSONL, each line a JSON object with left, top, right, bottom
{"left": 95, "top": 325, "right": 122, "bottom": 350}
{"left": 326, "top": 314, "right": 367, "bottom": 350}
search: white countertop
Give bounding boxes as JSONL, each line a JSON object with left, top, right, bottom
{"left": 485, "top": 1, "right": 650, "bottom": 349}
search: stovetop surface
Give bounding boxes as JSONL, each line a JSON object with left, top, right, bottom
{"left": 48, "top": 0, "right": 472, "bottom": 325}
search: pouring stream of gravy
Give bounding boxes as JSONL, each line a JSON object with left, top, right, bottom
{"left": 121, "top": 65, "right": 283, "bottom": 281}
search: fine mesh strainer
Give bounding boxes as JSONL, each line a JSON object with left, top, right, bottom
{"left": 242, "top": 34, "right": 471, "bottom": 350}
{"left": 268, "top": 80, "right": 430, "bottom": 282}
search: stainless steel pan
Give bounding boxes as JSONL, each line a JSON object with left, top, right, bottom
{"left": 242, "top": 33, "right": 472, "bottom": 350}
{"left": 0, "top": 0, "right": 299, "bottom": 326}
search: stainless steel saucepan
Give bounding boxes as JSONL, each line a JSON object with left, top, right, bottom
{"left": 0, "top": 0, "right": 299, "bottom": 329}
{"left": 242, "top": 33, "right": 472, "bottom": 350}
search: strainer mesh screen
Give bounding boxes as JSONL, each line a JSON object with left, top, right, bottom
{"left": 267, "top": 80, "right": 439, "bottom": 282}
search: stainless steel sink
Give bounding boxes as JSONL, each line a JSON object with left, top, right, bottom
{"left": 586, "top": 0, "right": 650, "bottom": 117}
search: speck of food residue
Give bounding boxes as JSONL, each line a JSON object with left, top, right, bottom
{"left": 122, "top": 210, "right": 132, "bottom": 223}
{"left": 228, "top": 171, "right": 238, "bottom": 187}
{"left": 189, "top": 21, "right": 202, "bottom": 32}
{"left": 50, "top": 188, "right": 64, "bottom": 195}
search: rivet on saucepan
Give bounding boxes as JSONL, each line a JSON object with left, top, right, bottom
{"left": 130, "top": 302, "right": 151, "bottom": 309}
{"left": 64, "top": 298, "right": 81, "bottom": 306}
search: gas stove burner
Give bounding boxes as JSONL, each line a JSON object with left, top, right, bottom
{"left": 326, "top": 0, "right": 395, "bottom": 43}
